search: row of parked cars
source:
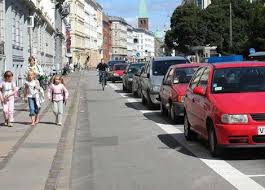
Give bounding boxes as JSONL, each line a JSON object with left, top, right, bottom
{"left": 107, "top": 57, "right": 265, "bottom": 157}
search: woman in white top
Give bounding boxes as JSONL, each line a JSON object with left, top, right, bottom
{"left": 24, "top": 71, "right": 41, "bottom": 126}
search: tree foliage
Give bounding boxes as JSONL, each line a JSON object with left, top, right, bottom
{"left": 165, "top": 0, "right": 265, "bottom": 55}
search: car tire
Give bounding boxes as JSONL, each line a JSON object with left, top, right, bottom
{"left": 160, "top": 101, "right": 167, "bottom": 116}
{"left": 169, "top": 104, "right": 177, "bottom": 123}
{"left": 142, "top": 92, "right": 147, "bottom": 104}
{"left": 208, "top": 125, "right": 222, "bottom": 157}
{"left": 132, "top": 90, "right": 138, "bottom": 97}
{"left": 147, "top": 91, "right": 155, "bottom": 109}
{"left": 184, "top": 114, "right": 196, "bottom": 141}
{"left": 123, "top": 84, "right": 127, "bottom": 92}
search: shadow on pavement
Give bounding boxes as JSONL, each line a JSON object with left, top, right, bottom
{"left": 158, "top": 133, "right": 265, "bottom": 160}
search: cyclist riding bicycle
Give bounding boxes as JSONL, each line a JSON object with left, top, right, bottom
{"left": 96, "top": 59, "right": 108, "bottom": 85}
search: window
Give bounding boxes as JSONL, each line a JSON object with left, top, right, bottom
{"left": 12, "top": 8, "right": 16, "bottom": 45}
{"left": 197, "top": 68, "right": 210, "bottom": 90}
{"left": 0, "top": 0, "right": 4, "bottom": 42}
{"left": 152, "top": 59, "right": 188, "bottom": 76}
{"left": 189, "top": 67, "right": 206, "bottom": 90}
{"left": 212, "top": 67, "right": 265, "bottom": 93}
{"left": 164, "top": 68, "right": 174, "bottom": 84}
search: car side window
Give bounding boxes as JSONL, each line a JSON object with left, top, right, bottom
{"left": 197, "top": 68, "right": 210, "bottom": 90}
{"left": 163, "top": 69, "right": 171, "bottom": 84}
{"left": 144, "top": 63, "right": 150, "bottom": 74}
{"left": 189, "top": 67, "right": 205, "bottom": 90}
{"left": 166, "top": 68, "right": 174, "bottom": 83}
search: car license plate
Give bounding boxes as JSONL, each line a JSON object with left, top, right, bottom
{"left": 258, "top": 127, "right": 265, "bottom": 135}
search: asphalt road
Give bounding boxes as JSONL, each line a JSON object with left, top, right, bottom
{"left": 70, "top": 71, "right": 265, "bottom": 190}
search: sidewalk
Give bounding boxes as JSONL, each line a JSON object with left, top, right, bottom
{"left": 0, "top": 72, "right": 80, "bottom": 190}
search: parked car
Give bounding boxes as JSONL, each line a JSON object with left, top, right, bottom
{"left": 123, "top": 63, "right": 145, "bottom": 92}
{"left": 132, "top": 66, "right": 145, "bottom": 97}
{"left": 160, "top": 64, "right": 201, "bottom": 122}
{"left": 184, "top": 62, "right": 265, "bottom": 157}
{"left": 141, "top": 56, "right": 189, "bottom": 108}
{"left": 110, "top": 63, "right": 128, "bottom": 83}
{"left": 107, "top": 60, "right": 126, "bottom": 80}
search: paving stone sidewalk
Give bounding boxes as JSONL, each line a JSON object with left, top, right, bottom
{"left": 0, "top": 72, "right": 80, "bottom": 190}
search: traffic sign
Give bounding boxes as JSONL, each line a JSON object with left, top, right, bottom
{"left": 249, "top": 48, "right": 256, "bottom": 55}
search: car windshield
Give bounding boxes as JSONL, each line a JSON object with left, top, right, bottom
{"left": 114, "top": 64, "right": 127, "bottom": 70}
{"left": 212, "top": 67, "right": 265, "bottom": 93}
{"left": 174, "top": 67, "right": 198, "bottom": 84}
{"left": 153, "top": 60, "right": 188, "bottom": 76}
{"left": 127, "top": 64, "right": 145, "bottom": 74}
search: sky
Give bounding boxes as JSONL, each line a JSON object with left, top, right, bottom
{"left": 98, "top": 0, "right": 182, "bottom": 35}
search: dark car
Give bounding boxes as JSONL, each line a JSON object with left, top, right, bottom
{"left": 132, "top": 66, "right": 145, "bottom": 97}
{"left": 107, "top": 60, "right": 126, "bottom": 80}
{"left": 122, "top": 63, "right": 145, "bottom": 92}
{"left": 110, "top": 63, "right": 128, "bottom": 83}
{"left": 160, "top": 64, "right": 201, "bottom": 122}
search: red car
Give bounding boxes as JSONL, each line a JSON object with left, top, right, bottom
{"left": 160, "top": 64, "right": 201, "bottom": 122}
{"left": 111, "top": 63, "right": 128, "bottom": 83}
{"left": 184, "top": 62, "right": 265, "bottom": 156}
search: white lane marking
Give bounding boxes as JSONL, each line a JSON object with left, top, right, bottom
{"left": 108, "top": 83, "right": 120, "bottom": 91}
{"left": 248, "top": 175, "right": 265, "bottom": 178}
{"left": 109, "top": 83, "right": 265, "bottom": 190}
{"left": 141, "top": 110, "right": 161, "bottom": 114}
{"left": 127, "top": 98, "right": 142, "bottom": 103}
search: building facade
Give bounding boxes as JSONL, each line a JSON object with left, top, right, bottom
{"left": 1, "top": 0, "right": 56, "bottom": 87}
{"left": 103, "top": 14, "right": 111, "bottom": 63}
{"left": 68, "top": 0, "right": 86, "bottom": 67}
{"left": 68, "top": 0, "right": 102, "bottom": 68}
{"left": 182, "top": 0, "right": 211, "bottom": 9}
{"left": 109, "top": 16, "right": 127, "bottom": 61}
{"left": 133, "top": 28, "right": 155, "bottom": 61}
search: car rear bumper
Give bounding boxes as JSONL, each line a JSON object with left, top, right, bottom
{"left": 172, "top": 102, "right": 184, "bottom": 116}
{"left": 215, "top": 124, "right": 265, "bottom": 147}
{"left": 112, "top": 76, "right": 122, "bottom": 81}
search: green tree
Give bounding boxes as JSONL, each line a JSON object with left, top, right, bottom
{"left": 167, "top": 4, "right": 207, "bottom": 54}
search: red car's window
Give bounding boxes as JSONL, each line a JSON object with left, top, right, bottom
{"left": 189, "top": 67, "right": 206, "bottom": 90}
{"left": 212, "top": 67, "right": 265, "bottom": 93}
{"left": 174, "top": 67, "right": 198, "bottom": 84}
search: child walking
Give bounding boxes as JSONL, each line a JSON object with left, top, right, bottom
{"left": 48, "top": 75, "right": 69, "bottom": 126}
{"left": 0, "top": 71, "right": 17, "bottom": 127}
{"left": 24, "top": 71, "right": 41, "bottom": 126}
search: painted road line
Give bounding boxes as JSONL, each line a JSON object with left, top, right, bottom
{"left": 109, "top": 83, "right": 265, "bottom": 190}
{"left": 248, "top": 175, "right": 265, "bottom": 178}
{"left": 108, "top": 83, "right": 120, "bottom": 91}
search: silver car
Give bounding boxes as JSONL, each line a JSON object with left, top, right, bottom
{"left": 140, "top": 56, "right": 189, "bottom": 108}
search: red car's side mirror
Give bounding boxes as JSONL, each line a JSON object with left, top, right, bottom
{"left": 193, "top": 86, "right": 205, "bottom": 96}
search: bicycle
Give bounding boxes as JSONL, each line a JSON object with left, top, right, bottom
{"left": 99, "top": 71, "right": 107, "bottom": 91}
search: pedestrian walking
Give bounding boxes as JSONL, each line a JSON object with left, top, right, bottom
{"left": 0, "top": 71, "right": 17, "bottom": 127}
{"left": 24, "top": 71, "right": 42, "bottom": 126}
{"left": 48, "top": 75, "right": 69, "bottom": 126}
{"left": 27, "top": 56, "right": 44, "bottom": 78}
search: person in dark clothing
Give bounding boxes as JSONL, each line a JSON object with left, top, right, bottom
{"left": 96, "top": 59, "right": 108, "bottom": 84}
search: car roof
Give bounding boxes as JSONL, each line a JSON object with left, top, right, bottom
{"left": 206, "top": 61, "right": 265, "bottom": 69}
{"left": 170, "top": 63, "right": 204, "bottom": 69}
{"left": 114, "top": 63, "right": 127, "bottom": 66}
{"left": 129, "top": 63, "right": 145, "bottom": 66}
{"left": 153, "top": 56, "right": 187, "bottom": 61}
